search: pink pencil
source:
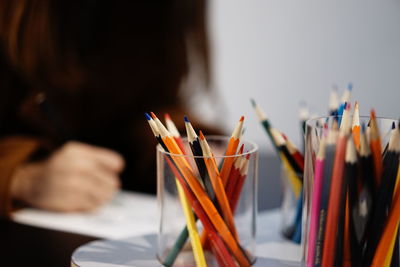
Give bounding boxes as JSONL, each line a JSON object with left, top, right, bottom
{"left": 306, "top": 136, "right": 326, "bottom": 267}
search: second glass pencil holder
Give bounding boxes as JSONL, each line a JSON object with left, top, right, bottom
{"left": 156, "top": 135, "right": 258, "bottom": 266}
{"left": 302, "top": 116, "right": 398, "bottom": 267}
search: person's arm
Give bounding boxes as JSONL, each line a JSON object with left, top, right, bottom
{"left": 0, "top": 137, "right": 125, "bottom": 218}
{"left": 0, "top": 136, "right": 40, "bottom": 217}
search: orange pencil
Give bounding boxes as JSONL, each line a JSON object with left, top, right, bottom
{"left": 165, "top": 156, "right": 237, "bottom": 267}
{"left": 352, "top": 101, "right": 360, "bottom": 149}
{"left": 151, "top": 113, "right": 250, "bottom": 266}
{"left": 219, "top": 116, "right": 244, "bottom": 186}
{"left": 321, "top": 103, "right": 351, "bottom": 267}
{"left": 199, "top": 131, "right": 239, "bottom": 239}
{"left": 225, "top": 144, "right": 245, "bottom": 206}
{"left": 231, "top": 153, "right": 251, "bottom": 212}
{"left": 369, "top": 110, "right": 383, "bottom": 186}
{"left": 371, "top": 186, "right": 400, "bottom": 267}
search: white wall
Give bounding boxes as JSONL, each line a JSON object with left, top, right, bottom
{"left": 208, "top": 0, "right": 400, "bottom": 152}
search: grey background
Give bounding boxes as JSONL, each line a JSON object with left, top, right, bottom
{"left": 198, "top": 1, "right": 400, "bottom": 210}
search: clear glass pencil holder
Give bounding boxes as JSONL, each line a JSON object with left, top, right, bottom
{"left": 302, "top": 116, "right": 397, "bottom": 267}
{"left": 156, "top": 135, "right": 258, "bottom": 266}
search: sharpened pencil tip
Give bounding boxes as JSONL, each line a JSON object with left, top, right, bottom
{"left": 361, "top": 122, "right": 366, "bottom": 133}
{"left": 199, "top": 130, "right": 205, "bottom": 140}
{"left": 150, "top": 112, "right": 157, "bottom": 119}
{"left": 238, "top": 144, "right": 244, "bottom": 154}
{"left": 240, "top": 116, "right": 244, "bottom": 122}
{"left": 184, "top": 115, "right": 190, "bottom": 123}
{"left": 348, "top": 82, "right": 353, "bottom": 91}
{"left": 164, "top": 113, "right": 171, "bottom": 120}
{"left": 370, "top": 109, "right": 376, "bottom": 120}
{"left": 144, "top": 113, "right": 151, "bottom": 121}
{"left": 250, "top": 98, "right": 256, "bottom": 107}
{"left": 392, "top": 121, "right": 396, "bottom": 129}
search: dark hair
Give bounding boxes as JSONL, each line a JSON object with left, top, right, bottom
{"left": 0, "top": 0, "right": 210, "bottom": 94}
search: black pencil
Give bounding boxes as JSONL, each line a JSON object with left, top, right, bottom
{"left": 184, "top": 116, "right": 218, "bottom": 208}
{"left": 362, "top": 122, "right": 400, "bottom": 267}
{"left": 337, "top": 137, "right": 359, "bottom": 267}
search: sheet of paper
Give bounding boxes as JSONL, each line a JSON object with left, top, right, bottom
{"left": 13, "top": 191, "right": 158, "bottom": 239}
{"left": 14, "top": 190, "right": 301, "bottom": 263}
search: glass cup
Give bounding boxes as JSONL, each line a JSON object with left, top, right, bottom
{"left": 302, "top": 116, "right": 397, "bottom": 266}
{"left": 156, "top": 135, "right": 258, "bottom": 266}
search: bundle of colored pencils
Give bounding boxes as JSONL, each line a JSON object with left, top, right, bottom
{"left": 251, "top": 99, "right": 305, "bottom": 243}
{"left": 305, "top": 107, "right": 400, "bottom": 267}
{"left": 145, "top": 112, "right": 254, "bottom": 267}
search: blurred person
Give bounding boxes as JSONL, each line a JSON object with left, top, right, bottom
{"left": 0, "top": 0, "right": 218, "bottom": 216}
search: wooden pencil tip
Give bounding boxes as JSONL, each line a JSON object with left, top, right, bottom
{"left": 184, "top": 115, "right": 190, "bottom": 123}
{"left": 392, "top": 121, "right": 396, "bottom": 129}
{"left": 150, "top": 112, "right": 157, "bottom": 119}
{"left": 144, "top": 113, "right": 151, "bottom": 121}
{"left": 199, "top": 130, "right": 205, "bottom": 140}
{"left": 240, "top": 116, "right": 245, "bottom": 122}
{"left": 164, "top": 113, "right": 171, "bottom": 120}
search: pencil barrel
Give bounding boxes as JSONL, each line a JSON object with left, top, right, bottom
{"left": 156, "top": 136, "right": 258, "bottom": 266}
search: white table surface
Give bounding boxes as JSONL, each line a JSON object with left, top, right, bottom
{"left": 13, "top": 191, "right": 302, "bottom": 266}
{"left": 71, "top": 209, "right": 302, "bottom": 267}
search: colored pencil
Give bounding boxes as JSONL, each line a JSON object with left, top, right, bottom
{"left": 371, "top": 185, "right": 400, "bottom": 267}
{"left": 151, "top": 113, "right": 250, "bottom": 266}
{"left": 321, "top": 103, "right": 351, "bottom": 267}
{"left": 225, "top": 145, "right": 245, "bottom": 208}
{"left": 352, "top": 101, "right": 361, "bottom": 149}
{"left": 251, "top": 99, "right": 280, "bottom": 154}
{"left": 306, "top": 136, "right": 326, "bottom": 267}
{"left": 335, "top": 137, "right": 357, "bottom": 267}
{"left": 363, "top": 121, "right": 400, "bottom": 267}
{"left": 369, "top": 110, "right": 383, "bottom": 186}
{"left": 270, "top": 128, "right": 302, "bottom": 197}
{"left": 184, "top": 116, "right": 217, "bottom": 203}
{"left": 219, "top": 116, "right": 244, "bottom": 186}
{"left": 284, "top": 134, "right": 305, "bottom": 173}
{"left": 165, "top": 113, "right": 186, "bottom": 153}
{"left": 230, "top": 153, "right": 251, "bottom": 213}
{"left": 299, "top": 102, "right": 310, "bottom": 152}
{"left": 165, "top": 156, "right": 237, "bottom": 267}
{"left": 271, "top": 128, "right": 303, "bottom": 178}
{"left": 314, "top": 127, "right": 338, "bottom": 267}
{"left": 145, "top": 113, "right": 206, "bottom": 267}
{"left": 329, "top": 84, "right": 339, "bottom": 116}
{"left": 199, "top": 131, "right": 239, "bottom": 239}
{"left": 338, "top": 83, "right": 352, "bottom": 125}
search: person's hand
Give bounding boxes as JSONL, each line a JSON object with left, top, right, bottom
{"left": 11, "top": 141, "right": 125, "bottom": 212}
